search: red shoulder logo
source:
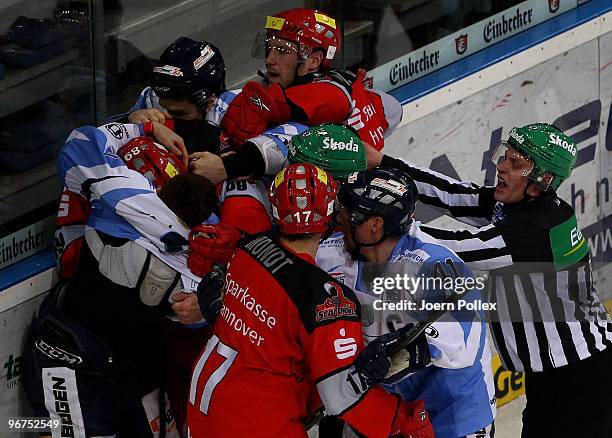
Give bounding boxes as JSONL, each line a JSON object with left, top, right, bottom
{"left": 315, "top": 282, "right": 357, "bottom": 322}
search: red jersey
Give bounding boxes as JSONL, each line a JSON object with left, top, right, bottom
{"left": 217, "top": 178, "right": 271, "bottom": 235}
{"left": 55, "top": 188, "right": 92, "bottom": 279}
{"left": 291, "top": 69, "right": 393, "bottom": 151}
{"left": 186, "top": 233, "right": 402, "bottom": 438}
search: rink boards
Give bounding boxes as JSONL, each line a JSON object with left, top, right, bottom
{"left": 384, "top": 3, "right": 612, "bottom": 407}
{"left": 1, "top": 1, "right": 612, "bottom": 426}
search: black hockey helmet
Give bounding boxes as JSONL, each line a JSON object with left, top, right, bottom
{"left": 151, "top": 37, "right": 226, "bottom": 108}
{"left": 338, "top": 167, "right": 418, "bottom": 237}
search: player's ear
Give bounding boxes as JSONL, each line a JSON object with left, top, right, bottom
{"left": 305, "top": 50, "right": 324, "bottom": 72}
{"left": 369, "top": 216, "right": 385, "bottom": 235}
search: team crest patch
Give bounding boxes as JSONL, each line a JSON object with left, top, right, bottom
{"left": 548, "top": 0, "right": 560, "bottom": 13}
{"left": 361, "top": 304, "right": 374, "bottom": 327}
{"left": 455, "top": 34, "right": 468, "bottom": 55}
{"left": 316, "top": 282, "right": 357, "bottom": 322}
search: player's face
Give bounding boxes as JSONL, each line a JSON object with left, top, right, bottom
{"left": 159, "top": 98, "right": 202, "bottom": 120}
{"left": 335, "top": 206, "right": 355, "bottom": 251}
{"left": 265, "top": 37, "right": 300, "bottom": 88}
{"left": 336, "top": 206, "right": 381, "bottom": 256}
{"left": 494, "top": 146, "right": 533, "bottom": 204}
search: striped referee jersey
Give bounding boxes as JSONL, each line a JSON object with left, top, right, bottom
{"left": 379, "top": 155, "right": 612, "bottom": 373}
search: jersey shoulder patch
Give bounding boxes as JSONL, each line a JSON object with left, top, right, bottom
{"left": 549, "top": 214, "right": 589, "bottom": 270}
{"left": 239, "top": 233, "right": 361, "bottom": 333}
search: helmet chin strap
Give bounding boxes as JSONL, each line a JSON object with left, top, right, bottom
{"left": 348, "top": 224, "right": 387, "bottom": 261}
{"left": 522, "top": 179, "right": 540, "bottom": 201}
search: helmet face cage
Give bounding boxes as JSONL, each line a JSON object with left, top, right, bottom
{"left": 492, "top": 141, "right": 553, "bottom": 191}
{"left": 118, "top": 137, "right": 185, "bottom": 189}
{"left": 269, "top": 163, "right": 338, "bottom": 235}
{"left": 503, "top": 124, "right": 577, "bottom": 191}
{"left": 252, "top": 33, "right": 306, "bottom": 60}
{"left": 256, "top": 8, "right": 340, "bottom": 69}
{"left": 152, "top": 37, "right": 226, "bottom": 107}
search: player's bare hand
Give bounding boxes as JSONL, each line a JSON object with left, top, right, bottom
{"left": 128, "top": 108, "right": 170, "bottom": 124}
{"left": 172, "top": 292, "right": 204, "bottom": 325}
{"left": 364, "top": 141, "right": 383, "bottom": 169}
{"left": 189, "top": 152, "right": 228, "bottom": 185}
{"left": 152, "top": 122, "right": 188, "bottom": 167}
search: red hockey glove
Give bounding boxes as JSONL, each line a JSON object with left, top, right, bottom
{"left": 391, "top": 399, "right": 434, "bottom": 438}
{"left": 221, "top": 81, "right": 291, "bottom": 146}
{"left": 187, "top": 224, "right": 242, "bottom": 277}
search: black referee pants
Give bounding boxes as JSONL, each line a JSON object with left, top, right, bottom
{"left": 522, "top": 347, "right": 612, "bottom": 438}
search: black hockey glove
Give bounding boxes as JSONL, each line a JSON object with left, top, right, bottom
{"left": 355, "top": 324, "right": 431, "bottom": 384}
{"left": 196, "top": 266, "right": 225, "bottom": 325}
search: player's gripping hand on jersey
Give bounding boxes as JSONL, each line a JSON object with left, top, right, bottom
{"left": 392, "top": 399, "right": 434, "bottom": 438}
{"left": 221, "top": 81, "right": 292, "bottom": 146}
{"left": 129, "top": 108, "right": 171, "bottom": 124}
{"left": 172, "top": 268, "right": 225, "bottom": 326}
{"left": 355, "top": 323, "right": 431, "bottom": 384}
{"left": 187, "top": 224, "right": 242, "bottom": 276}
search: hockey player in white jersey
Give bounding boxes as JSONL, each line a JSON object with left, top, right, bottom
{"left": 23, "top": 120, "right": 228, "bottom": 437}
{"left": 54, "top": 122, "right": 211, "bottom": 278}
{"left": 316, "top": 167, "right": 496, "bottom": 438}
{"left": 107, "top": 36, "right": 301, "bottom": 183}
{"left": 109, "top": 37, "right": 228, "bottom": 151}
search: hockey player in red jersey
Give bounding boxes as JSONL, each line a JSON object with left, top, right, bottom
{"left": 221, "top": 8, "right": 400, "bottom": 150}
{"left": 186, "top": 163, "right": 434, "bottom": 438}
{"left": 189, "top": 8, "right": 402, "bottom": 184}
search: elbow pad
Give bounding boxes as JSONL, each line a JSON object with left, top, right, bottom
{"left": 246, "top": 135, "right": 288, "bottom": 176}
{"left": 85, "top": 230, "right": 180, "bottom": 306}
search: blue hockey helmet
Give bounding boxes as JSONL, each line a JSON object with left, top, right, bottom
{"left": 338, "top": 167, "right": 418, "bottom": 237}
{"left": 151, "top": 37, "right": 226, "bottom": 108}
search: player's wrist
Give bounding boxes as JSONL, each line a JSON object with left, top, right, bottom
{"left": 142, "top": 121, "right": 155, "bottom": 136}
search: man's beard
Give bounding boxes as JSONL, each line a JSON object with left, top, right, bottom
{"left": 343, "top": 234, "right": 365, "bottom": 262}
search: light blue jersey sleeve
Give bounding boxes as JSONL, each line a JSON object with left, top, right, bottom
{"left": 105, "top": 87, "right": 163, "bottom": 123}
{"left": 245, "top": 122, "right": 309, "bottom": 175}
{"left": 58, "top": 123, "right": 191, "bottom": 252}
{"left": 414, "top": 247, "right": 485, "bottom": 370}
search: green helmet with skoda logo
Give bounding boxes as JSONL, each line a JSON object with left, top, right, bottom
{"left": 506, "top": 123, "right": 577, "bottom": 191}
{"left": 288, "top": 124, "right": 367, "bottom": 180}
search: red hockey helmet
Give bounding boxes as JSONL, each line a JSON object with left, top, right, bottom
{"left": 117, "top": 137, "right": 186, "bottom": 189}
{"left": 269, "top": 163, "right": 338, "bottom": 235}
{"left": 254, "top": 8, "right": 340, "bottom": 69}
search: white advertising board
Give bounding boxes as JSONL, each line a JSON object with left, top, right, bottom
{"left": 0, "top": 293, "right": 46, "bottom": 437}
{"left": 369, "top": 0, "right": 579, "bottom": 92}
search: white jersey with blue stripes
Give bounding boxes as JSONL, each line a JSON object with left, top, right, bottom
{"left": 58, "top": 122, "right": 211, "bottom": 291}
{"left": 316, "top": 223, "right": 496, "bottom": 438}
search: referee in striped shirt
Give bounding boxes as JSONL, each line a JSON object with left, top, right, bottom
{"left": 367, "top": 123, "right": 612, "bottom": 437}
